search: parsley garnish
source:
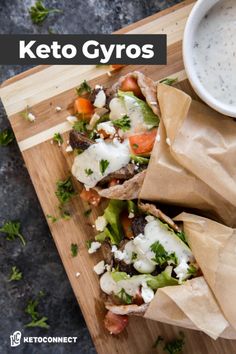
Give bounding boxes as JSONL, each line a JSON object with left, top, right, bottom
{"left": 8, "top": 266, "right": 23, "bottom": 282}
{"left": 131, "top": 252, "right": 137, "bottom": 261}
{"left": 76, "top": 80, "right": 92, "bottom": 96}
{"left": 85, "top": 168, "right": 93, "bottom": 176}
{"left": 53, "top": 133, "right": 63, "bottom": 146}
{"left": 29, "top": 0, "right": 62, "bottom": 25}
{"left": 55, "top": 177, "right": 75, "bottom": 205}
{"left": 46, "top": 214, "right": 59, "bottom": 223}
{"left": 150, "top": 241, "right": 177, "bottom": 266}
{"left": 160, "top": 77, "right": 178, "bottom": 86}
{"left": 0, "top": 221, "right": 26, "bottom": 246}
{"left": 113, "top": 115, "right": 131, "bottom": 132}
{"left": 71, "top": 243, "right": 78, "bottom": 257}
{"left": 117, "top": 288, "right": 132, "bottom": 304}
{"left": 176, "top": 231, "right": 188, "bottom": 245}
{"left": 99, "top": 159, "right": 109, "bottom": 175}
{"left": 61, "top": 211, "right": 71, "bottom": 220}
{"left": 25, "top": 292, "right": 49, "bottom": 329}
{"left": 84, "top": 209, "right": 92, "bottom": 217}
{"left": 73, "top": 120, "right": 87, "bottom": 133}
{"left": 164, "top": 332, "right": 185, "bottom": 354}
{"left": 0, "top": 129, "right": 14, "bottom": 146}
{"left": 132, "top": 143, "right": 139, "bottom": 149}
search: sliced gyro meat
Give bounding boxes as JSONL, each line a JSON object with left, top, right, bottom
{"left": 69, "top": 131, "right": 94, "bottom": 151}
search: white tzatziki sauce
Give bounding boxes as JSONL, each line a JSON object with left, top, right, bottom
{"left": 71, "top": 139, "right": 130, "bottom": 188}
{"left": 193, "top": 0, "right": 236, "bottom": 106}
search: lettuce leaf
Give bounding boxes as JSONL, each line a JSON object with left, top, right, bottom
{"left": 111, "top": 267, "right": 178, "bottom": 290}
{"left": 95, "top": 200, "right": 126, "bottom": 245}
{"left": 118, "top": 90, "right": 159, "bottom": 129}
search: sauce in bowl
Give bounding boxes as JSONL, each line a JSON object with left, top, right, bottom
{"left": 192, "top": 0, "right": 236, "bottom": 107}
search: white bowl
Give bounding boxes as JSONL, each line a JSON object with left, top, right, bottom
{"left": 183, "top": 0, "right": 236, "bottom": 118}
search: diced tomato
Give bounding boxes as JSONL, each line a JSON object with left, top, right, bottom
{"left": 111, "top": 65, "right": 126, "bottom": 70}
{"left": 74, "top": 97, "right": 94, "bottom": 117}
{"left": 80, "top": 188, "right": 101, "bottom": 206}
{"left": 129, "top": 129, "right": 157, "bottom": 156}
{"left": 120, "top": 76, "right": 143, "bottom": 99}
{"left": 121, "top": 212, "right": 134, "bottom": 239}
{"left": 109, "top": 178, "right": 119, "bottom": 187}
{"left": 104, "top": 311, "right": 129, "bottom": 335}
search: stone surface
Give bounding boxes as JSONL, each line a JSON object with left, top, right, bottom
{"left": 0, "top": 0, "right": 181, "bottom": 353}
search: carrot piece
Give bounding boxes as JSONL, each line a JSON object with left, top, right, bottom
{"left": 74, "top": 97, "right": 94, "bottom": 117}
{"left": 120, "top": 76, "right": 143, "bottom": 99}
{"left": 80, "top": 188, "right": 101, "bottom": 206}
{"left": 104, "top": 311, "right": 129, "bottom": 335}
{"left": 121, "top": 213, "right": 134, "bottom": 239}
{"left": 129, "top": 129, "right": 157, "bottom": 156}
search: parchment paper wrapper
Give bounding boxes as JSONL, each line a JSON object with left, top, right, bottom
{"left": 144, "top": 213, "right": 236, "bottom": 340}
{"left": 140, "top": 84, "right": 236, "bottom": 227}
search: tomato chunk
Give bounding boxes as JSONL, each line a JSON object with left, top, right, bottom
{"left": 104, "top": 311, "right": 129, "bottom": 335}
{"left": 111, "top": 65, "right": 126, "bottom": 70}
{"left": 129, "top": 129, "right": 157, "bottom": 156}
{"left": 121, "top": 213, "right": 134, "bottom": 239}
{"left": 120, "top": 76, "right": 143, "bottom": 99}
{"left": 80, "top": 188, "right": 101, "bottom": 206}
{"left": 74, "top": 97, "right": 94, "bottom": 117}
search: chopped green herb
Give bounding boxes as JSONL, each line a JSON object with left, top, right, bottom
{"left": 85, "top": 168, "right": 93, "bottom": 176}
{"left": 73, "top": 120, "right": 87, "bottom": 133}
{"left": 53, "top": 133, "right": 63, "bottom": 146}
{"left": 113, "top": 115, "right": 131, "bottom": 132}
{"left": 100, "top": 159, "right": 109, "bottom": 175}
{"left": 176, "top": 230, "right": 188, "bottom": 245}
{"left": 8, "top": 266, "right": 23, "bottom": 282}
{"left": 153, "top": 335, "right": 164, "bottom": 348}
{"left": 0, "top": 129, "right": 15, "bottom": 146}
{"left": 164, "top": 332, "right": 185, "bottom": 354}
{"left": 131, "top": 252, "right": 137, "bottom": 261}
{"left": 25, "top": 316, "right": 49, "bottom": 329}
{"left": 29, "top": 0, "right": 62, "bottom": 25}
{"left": 160, "top": 77, "right": 178, "bottom": 86}
{"left": 0, "top": 221, "right": 26, "bottom": 246}
{"left": 46, "top": 214, "right": 59, "bottom": 223}
{"left": 20, "top": 106, "right": 30, "bottom": 120}
{"left": 132, "top": 143, "right": 139, "bottom": 149}
{"left": 61, "top": 211, "right": 71, "bottom": 220}
{"left": 150, "top": 241, "right": 177, "bottom": 266}
{"left": 55, "top": 177, "right": 75, "bottom": 205}
{"left": 117, "top": 288, "right": 132, "bottom": 304}
{"left": 188, "top": 264, "right": 198, "bottom": 276}
{"left": 25, "top": 291, "right": 49, "bottom": 329}
{"left": 86, "top": 240, "right": 93, "bottom": 249}
{"left": 130, "top": 154, "right": 149, "bottom": 165}
{"left": 76, "top": 80, "right": 92, "bottom": 96}
{"left": 71, "top": 243, "right": 78, "bottom": 257}
{"left": 84, "top": 209, "right": 92, "bottom": 217}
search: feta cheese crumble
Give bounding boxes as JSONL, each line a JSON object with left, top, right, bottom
{"left": 67, "top": 115, "right": 78, "bottom": 124}
{"left": 94, "top": 89, "right": 106, "bottom": 108}
{"left": 93, "top": 260, "right": 105, "bottom": 275}
{"left": 88, "top": 241, "right": 101, "bottom": 254}
{"left": 95, "top": 216, "right": 107, "bottom": 232}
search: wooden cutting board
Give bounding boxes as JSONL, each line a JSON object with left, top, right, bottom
{"left": 1, "top": 1, "right": 235, "bottom": 353}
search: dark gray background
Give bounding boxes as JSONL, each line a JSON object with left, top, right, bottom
{"left": 0, "top": 1, "right": 182, "bottom": 353}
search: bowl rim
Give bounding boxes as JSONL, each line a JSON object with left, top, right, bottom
{"left": 183, "top": 0, "right": 236, "bottom": 118}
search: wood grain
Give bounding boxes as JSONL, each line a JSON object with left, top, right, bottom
{"left": 1, "top": 1, "right": 235, "bottom": 353}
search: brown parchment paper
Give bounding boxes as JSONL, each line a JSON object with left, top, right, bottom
{"left": 140, "top": 84, "right": 236, "bottom": 227}
{"left": 144, "top": 213, "right": 236, "bottom": 340}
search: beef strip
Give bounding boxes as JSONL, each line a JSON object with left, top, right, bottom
{"left": 98, "top": 164, "right": 137, "bottom": 186}
{"left": 69, "top": 130, "right": 94, "bottom": 151}
{"left": 131, "top": 215, "right": 147, "bottom": 237}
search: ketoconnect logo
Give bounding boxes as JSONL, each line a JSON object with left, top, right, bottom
{"left": 0, "top": 34, "right": 166, "bottom": 65}
{"left": 10, "top": 331, "right": 78, "bottom": 347}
